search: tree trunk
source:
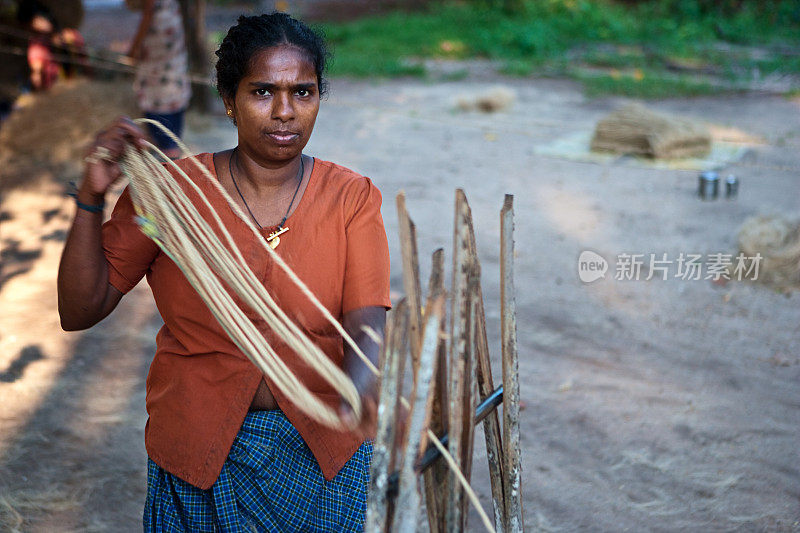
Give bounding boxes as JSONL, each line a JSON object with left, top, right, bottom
{"left": 179, "top": 0, "right": 210, "bottom": 112}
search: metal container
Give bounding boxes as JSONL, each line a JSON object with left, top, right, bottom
{"left": 698, "top": 171, "right": 719, "bottom": 200}
{"left": 725, "top": 174, "right": 739, "bottom": 199}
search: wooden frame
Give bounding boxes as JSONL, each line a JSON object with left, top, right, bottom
{"left": 365, "top": 191, "right": 524, "bottom": 533}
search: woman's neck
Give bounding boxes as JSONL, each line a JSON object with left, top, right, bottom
{"left": 233, "top": 147, "right": 303, "bottom": 193}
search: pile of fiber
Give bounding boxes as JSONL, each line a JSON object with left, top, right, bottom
{"left": 0, "top": 79, "right": 137, "bottom": 193}
{"left": 590, "top": 103, "right": 711, "bottom": 159}
{"left": 456, "top": 85, "right": 516, "bottom": 113}
{"left": 737, "top": 215, "right": 800, "bottom": 289}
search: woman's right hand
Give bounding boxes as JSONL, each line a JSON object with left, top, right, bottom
{"left": 81, "top": 116, "right": 148, "bottom": 201}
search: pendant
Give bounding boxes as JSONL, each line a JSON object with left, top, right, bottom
{"left": 267, "top": 226, "right": 289, "bottom": 249}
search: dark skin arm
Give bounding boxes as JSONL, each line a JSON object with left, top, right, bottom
{"left": 127, "top": 0, "right": 155, "bottom": 61}
{"left": 57, "top": 117, "right": 148, "bottom": 330}
{"left": 340, "top": 306, "right": 386, "bottom": 440}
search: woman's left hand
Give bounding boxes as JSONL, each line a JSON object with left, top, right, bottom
{"left": 341, "top": 385, "right": 378, "bottom": 441}
{"left": 340, "top": 306, "right": 386, "bottom": 439}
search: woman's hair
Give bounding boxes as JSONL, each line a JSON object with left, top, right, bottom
{"left": 215, "top": 12, "right": 330, "bottom": 101}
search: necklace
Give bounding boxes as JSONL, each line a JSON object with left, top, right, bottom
{"left": 228, "top": 147, "right": 304, "bottom": 249}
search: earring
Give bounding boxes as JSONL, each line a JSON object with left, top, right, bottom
{"left": 227, "top": 109, "right": 233, "bottom": 117}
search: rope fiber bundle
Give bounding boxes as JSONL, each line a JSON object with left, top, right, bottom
{"left": 125, "top": 119, "right": 368, "bottom": 427}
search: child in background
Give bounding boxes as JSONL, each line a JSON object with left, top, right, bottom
{"left": 17, "top": 1, "right": 60, "bottom": 91}
{"left": 56, "top": 27, "right": 89, "bottom": 78}
{"left": 127, "top": 0, "right": 191, "bottom": 159}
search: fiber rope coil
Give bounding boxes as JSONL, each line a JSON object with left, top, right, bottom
{"left": 125, "top": 119, "right": 369, "bottom": 427}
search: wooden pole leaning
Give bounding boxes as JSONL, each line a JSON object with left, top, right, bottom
{"left": 365, "top": 299, "right": 410, "bottom": 532}
{"left": 421, "top": 249, "right": 449, "bottom": 533}
{"left": 393, "top": 296, "right": 445, "bottom": 532}
{"left": 464, "top": 199, "right": 508, "bottom": 533}
{"left": 500, "top": 195, "right": 524, "bottom": 533}
{"left": 396, "top": 192, "right": 424, "bottom": 379}
{"left": 445, "top": 190, "right": 479, "bottom": 533}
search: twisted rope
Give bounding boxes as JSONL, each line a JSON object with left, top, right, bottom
{"left": 126, "top": 119, "right": 368, "bottom": 426}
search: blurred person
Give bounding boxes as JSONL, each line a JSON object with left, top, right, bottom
{"left": 127, "top": 0, "right": 191, "bottom": 159}
{"left": 55, "top": 25, "right": 89, "bottom": 78}
{"left": 17, "top": 0, "right": 60, "bottom": 91}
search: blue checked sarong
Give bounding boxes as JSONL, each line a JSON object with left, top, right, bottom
{"left": 143, "top": 410, "right": 372, "bottom": 532}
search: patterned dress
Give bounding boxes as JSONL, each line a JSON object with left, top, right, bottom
{"left": 134, "top": 0, "right": 191, "bottom": 114}
{"left": 144, "top": 411, "right": 373, "bottom": 532}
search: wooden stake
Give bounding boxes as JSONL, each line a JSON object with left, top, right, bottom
{"left": 446, "top": 189, "right": 478, "bottom": 532}
{"left": 422, "top": 249, "right": 449, "bottom": 533}
{"left": 460, "top": 267, "right": 480, "bottom": 528}
{"left": 465, "top": 205, "right": 507, "bottom": 533}
{"left": 396, "top": 192, "right": 423, "bottom": 377}
{"left": 393, "top": 297, "right": 445, "bottom": 532}
{"left": 423, "top": 248, "right": 448, "bottom": 443}
{"left": 365, "top": 299, "right": 409, "bottom": 533}
{"left": 500, "top": 195, "right": 524, "bottom": 533}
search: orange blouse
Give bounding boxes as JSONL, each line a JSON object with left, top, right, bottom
{"left": 101, "top": 153, "right": 391, "bottom": 489}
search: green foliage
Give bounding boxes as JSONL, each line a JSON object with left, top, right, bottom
{"left": 229, "top": 0, "right": 800, "bottom": 95}
{"left": 641, "top": 0, "right": 800, "bottom": 43}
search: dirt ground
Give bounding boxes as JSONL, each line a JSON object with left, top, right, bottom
{"left": 1, "top": 31, "right": 800, "bottom": 533}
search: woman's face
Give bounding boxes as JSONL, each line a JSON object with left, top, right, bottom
{"left": 227, "top": 45, "right": 320, "bottom": 165}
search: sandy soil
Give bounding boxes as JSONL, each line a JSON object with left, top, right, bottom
{"left": 1, "top": 69, "right": 799, "bottom": 533}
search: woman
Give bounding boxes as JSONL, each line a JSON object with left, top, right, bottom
{"left": 17, "top": 1, "right": 60, "bottom": 91}
{"left": 58, "top": 13, "right": 390, "bottom": 532}
{"left": 127, "top": 0, "right": 191, "bottom": 159}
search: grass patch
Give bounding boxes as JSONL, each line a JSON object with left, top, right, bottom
{"left": 577, "top": 70, "right": 719, "bottom": 98}
{"left": 212, "top": 1, "right": 800, "bottom": 95}
{"left": 439, "top": 68, "right": 470, "bottom": 81}
{"left": 327, "top": 54, "right": 427, "bottom": 78}
{"left": 499, "top": 59, "right": 536, "bottom": 77}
